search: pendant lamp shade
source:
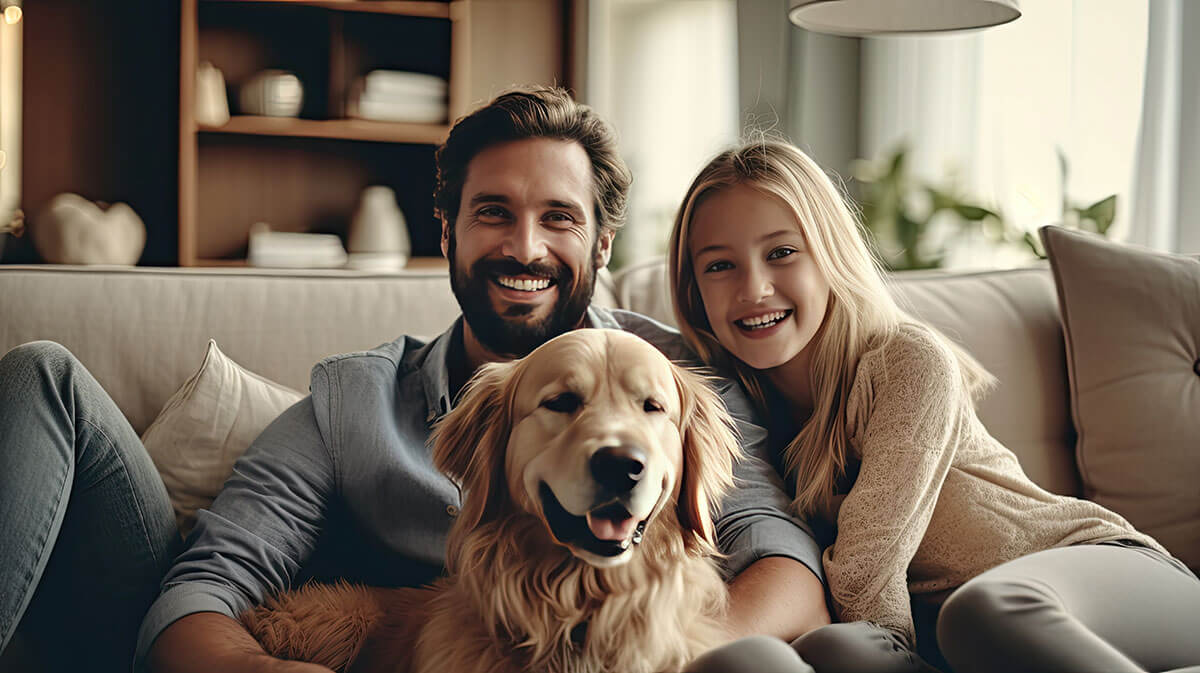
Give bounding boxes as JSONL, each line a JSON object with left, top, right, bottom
{"left": 788, "top": 0, "right": 1020, "bottom": 36}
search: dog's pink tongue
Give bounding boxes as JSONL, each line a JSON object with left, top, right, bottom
{"left": 586, "top": 512, "right": 637, "bottom": 541}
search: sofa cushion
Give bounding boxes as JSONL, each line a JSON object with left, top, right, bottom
{"left": 1042, "top": 225, "right": 1200, "bottom": 569}
{"left": 141, "top": 339, "right": 303, "bottom": 534}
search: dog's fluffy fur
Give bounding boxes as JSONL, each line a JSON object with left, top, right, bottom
{"left": 243, "top": 329, "right": 742, "bottom": 673}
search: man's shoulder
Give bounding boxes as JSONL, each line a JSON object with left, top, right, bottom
{"left": 598, "top": 307, "right": 694, "bottom": 363}
{"left": 312, "top": 334, "right": 434, "bottom": 383}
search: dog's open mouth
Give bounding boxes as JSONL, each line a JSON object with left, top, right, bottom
{"left": 539, "top": 483, "right": 646, "bottom": 558}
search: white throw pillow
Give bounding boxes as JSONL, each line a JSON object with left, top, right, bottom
{"left": 142, "top": 339, "right": 304, "bottom": 535}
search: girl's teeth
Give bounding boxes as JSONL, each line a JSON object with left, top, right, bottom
{"left": 497, "top": 276, "right": 551, "bottom": 291}
{"left": 739, "top": 311, "right": 787, "bottom": 328}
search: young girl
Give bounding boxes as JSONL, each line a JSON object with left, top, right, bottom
{"left": 668, "top": 141, "right": 1200, "bottom": 673}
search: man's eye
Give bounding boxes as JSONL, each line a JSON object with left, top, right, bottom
{"left": 703, "top": 260, "right": 732, "bottom": 273}
{"left": 541, "top": 392, "right": 582, "bottom": 413}
{"left": 477, "top": 206, "right": 508, "bottom": 220}
{"left": 643, "top": 398, "right": 665, "bottom": 413}
{"left": 544, "top": 212, "right": 574, "bottom": 223}
{"left": 767, "top": 247, "right": 797, "bottom": 261}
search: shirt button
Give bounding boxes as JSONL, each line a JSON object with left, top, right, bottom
{"left": 446, "top": 504, "right": 459, "bottom": 517}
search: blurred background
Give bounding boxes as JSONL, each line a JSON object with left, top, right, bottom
{"left": 0, "top": 0, "right": 1194, "bottom": 272}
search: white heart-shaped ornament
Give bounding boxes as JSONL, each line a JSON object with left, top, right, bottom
{"left": 33, "top": 193, "right": 146, "bottom": 265}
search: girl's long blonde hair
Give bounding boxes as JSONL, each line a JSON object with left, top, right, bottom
{"left": 668, "top": 140, "right": 993, "bottom": 519}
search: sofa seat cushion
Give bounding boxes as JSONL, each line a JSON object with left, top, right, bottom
{"left": 1042, "top": 225, "right": 1200, "bottom": 570}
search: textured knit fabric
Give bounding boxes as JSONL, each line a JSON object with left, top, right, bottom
{"left": 821, "top": 323, "right": 1167, "bottom": 645}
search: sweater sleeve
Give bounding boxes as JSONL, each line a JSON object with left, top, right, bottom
{"left": 822, "top": 329, "right": 968, "bottom": 645}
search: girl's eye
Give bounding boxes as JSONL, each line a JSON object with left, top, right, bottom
{"left": 767, "top": 247, "right": 797, "bottom": 261}
{"left": 703, "top": 260, "right": 733, "bottom": 273}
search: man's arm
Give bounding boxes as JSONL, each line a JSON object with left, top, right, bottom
{"left": 712, "top": 378, "right": 832, "bottom": 641}
{"left": 726, "top": 557, "right": 830, "bottom": 641}
{"left": 149, "top": 614, "right": 332, "bottom": 673}
{"left": 140, "top": 391, "right": 338, "bottom": 672}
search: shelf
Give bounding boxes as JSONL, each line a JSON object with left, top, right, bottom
{"left": 201, "top": 0, "right": 452, "bottom": 19}
{"left": 198, "top": 116, "right": 450, "bottom": 144}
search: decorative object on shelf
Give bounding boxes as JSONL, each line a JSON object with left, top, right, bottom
{"left": 788, "top": 0, "right": 1019, "bottom": 36}
{"left": 246, "top": 222, "right": 348, "bottom": 269}
{"left": 347, "top": 70, "right": 448, "bottom": 124}
{"left": 31, "top": 193, "right": 146, "bottom": 265}
{"left": 195, "top": 61, "right": 230, "bottom": 126}
{"left": 346, "top": 185, "right": 411, "bottom": 271}
{"left": 239, "top": 70, "right": 303, "bottom": 118}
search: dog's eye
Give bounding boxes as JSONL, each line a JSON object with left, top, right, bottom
{"left": 541, "top": 392, "right": 582, "bottom": 413}
{"left": 643, "top": 398, "right": 665, "bottom": 413}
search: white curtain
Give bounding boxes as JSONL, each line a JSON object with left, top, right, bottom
{"left": 586, "top": 0, "right": 740, "bottom": 268}
{"left": 858, "top": 0, "right": 1148, "bottom": 267}
{"left": 1127, "top": 0, "right": 1200, "bottom": 253}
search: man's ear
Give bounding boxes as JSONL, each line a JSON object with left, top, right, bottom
{"left": 594, "top": 227, "right": 615, "bottom": 269}
{"left": 440, "top": 219, "right": 451, "bottom": 259}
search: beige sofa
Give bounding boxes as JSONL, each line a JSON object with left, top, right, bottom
{"left": 0, "top": 250, "right": 1193, "bottom": 667}
{"left": 0, "top": 262, "right": 1075, "bottom": 495}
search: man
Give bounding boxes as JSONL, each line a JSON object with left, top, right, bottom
{"left": 0, "top": 87, "right": 828, "bottom": 673}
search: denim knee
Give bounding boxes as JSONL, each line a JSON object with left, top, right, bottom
{"left": 0, "top": 340, "right": 77, "bottom": 379}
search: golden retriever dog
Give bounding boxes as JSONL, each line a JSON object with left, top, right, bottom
{"left": 242, "top": 328, "right": 742, "bottom": 673}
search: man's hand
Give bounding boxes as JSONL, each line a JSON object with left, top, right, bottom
{"left": 725, "top": 556, "right": 831, "bottom": 642}
{"left": 148, "top": 612, "right": 334, "bottom": 673}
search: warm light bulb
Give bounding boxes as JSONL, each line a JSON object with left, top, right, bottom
{"left": 4, "top": 6, "right": 21, "bottom": 24}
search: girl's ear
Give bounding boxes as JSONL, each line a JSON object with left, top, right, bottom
{"left": 672, "top": 364, "right": 742, "bottom": 555}
{"left": 431, "top": 361, "right": 515, "bottom": 541}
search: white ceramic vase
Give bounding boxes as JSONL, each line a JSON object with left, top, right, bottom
{"left": 346, "top": 186, "right": 410, "bottom": 271}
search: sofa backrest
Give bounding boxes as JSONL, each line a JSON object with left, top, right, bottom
{"left": 612, "top": 258, "right": 1080, "bottom": 497}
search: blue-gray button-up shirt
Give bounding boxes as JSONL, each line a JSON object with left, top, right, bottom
{"left": 135, "top": 307, "right": 822, "bottom": 667}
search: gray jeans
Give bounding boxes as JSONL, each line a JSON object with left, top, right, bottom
{"left": 0, "top": 342, "right": 181, "bottom": 672}
{"left": 792, "top": 544, "right": 1200, "bottom": 673}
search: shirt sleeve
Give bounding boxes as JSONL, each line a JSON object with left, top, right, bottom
{"left": 822, "top": 332, "right": 966, "bottom": 645}
{"left": 712, "top": 377, "right": 825, "bottom": 583}
{"left": 135, "top": 370, "right": 339, "bottom": 670}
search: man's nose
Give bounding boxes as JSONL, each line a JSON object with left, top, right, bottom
{"left": 500, "top": 218, "right": 549, "bottom": 264}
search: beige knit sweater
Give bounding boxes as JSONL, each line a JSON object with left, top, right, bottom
{"left": 819, "top": 323, "right": 1166, "bottom": 645}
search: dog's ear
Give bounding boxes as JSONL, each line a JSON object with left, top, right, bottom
{"left": 431, "top": 360, "right": 516, "bottom": 538}
{"left": 672, "top": 365, "right": 742, "bottom": 555}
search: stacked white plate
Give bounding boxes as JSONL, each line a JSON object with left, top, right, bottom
{"left": 349, "top": 70, "right": 448, "bottom": 124}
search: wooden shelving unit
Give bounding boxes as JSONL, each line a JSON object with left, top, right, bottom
{"left": 179, "top": 0, "right": 566, "bottom": 267}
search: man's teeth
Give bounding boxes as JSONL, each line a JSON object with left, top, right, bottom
{"left": 497, "top": 276, "right": 552, "bottom": 291}
{"left": 738, "top": 311, "right": 788, "bottom": 329}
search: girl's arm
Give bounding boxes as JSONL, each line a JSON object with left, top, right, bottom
{"left": 822, "top": 329, "right": 970, "bottom": 645}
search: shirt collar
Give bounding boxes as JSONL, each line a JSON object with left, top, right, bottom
{"left": 418, "top": 306, "right": 620, "bottom": 423}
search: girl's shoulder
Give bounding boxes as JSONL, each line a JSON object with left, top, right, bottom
{"left": 860, "top": 322, "right": 959, "bottom": 381}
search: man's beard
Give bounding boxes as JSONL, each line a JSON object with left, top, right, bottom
{"left": 448, "top": 236, "right": 599, "bottom": 359}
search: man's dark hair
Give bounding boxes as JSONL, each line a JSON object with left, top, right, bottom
{"left": 434, "top": 86, "right": 632, "bottom": 236}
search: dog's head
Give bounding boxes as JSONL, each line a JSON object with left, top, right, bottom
{"left": 432, "top": 328, "right": 741, "bottom": 569}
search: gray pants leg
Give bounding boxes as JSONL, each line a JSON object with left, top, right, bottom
{"left": 0, "top": 342, "right": 181, "bottom": 672}
{"left": 790, "top": 622, "right": 942, "bottom": 673}
{"left": 937, "top": 544, "right": 1200, "bottom": 673}
{"left": 685, "top": 635, "right": 816, "bottom": 673}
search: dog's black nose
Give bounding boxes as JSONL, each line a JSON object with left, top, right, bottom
{"left": 590, "top": 445, "right": 647, "bottom": 492}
